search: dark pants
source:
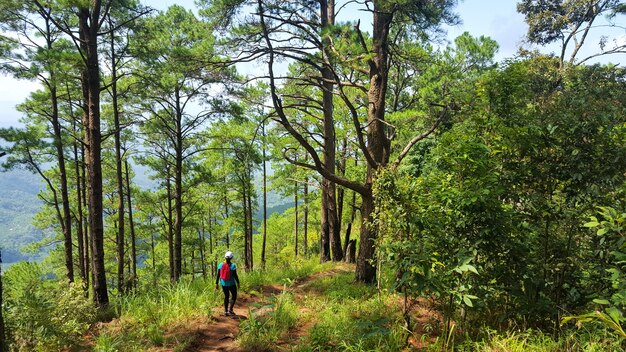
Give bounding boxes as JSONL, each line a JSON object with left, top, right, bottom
{"left": 222, "top": 285, "right": 237, "bottom": 312}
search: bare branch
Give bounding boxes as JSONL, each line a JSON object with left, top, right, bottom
{"left": 391, "top": 105, "right": 449, "bottom": 170}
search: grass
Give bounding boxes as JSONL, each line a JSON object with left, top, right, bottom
{"left": 429, "top": 328, "right": 625, "bottom": 352}
{"left": 287, "top": 271, "right": 407, "bottom": 352}
{"left": 238, "top": 291, "right": 300, "bottom": 351}
{"left": 90, "top": 257, "right": 325, "bottom": 351}
{"left": 88, "top": 259, "right": 626, "bottom": 352}
{"left": 236, "top": 261, "right": 405, "bottom": 352}
{"left": 92, "top": 278, "right": 220, "bottom": 351}
{"left": 242, "top": 258, "right": 326, "bottom": 292}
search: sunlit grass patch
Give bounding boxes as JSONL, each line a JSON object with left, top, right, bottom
{"left": 446, "top": 328, "right": 625, "bottom": 352}
{"left": 93, "top": 278, "right": 220, "bottom": 351}
{"left": 303, "top": 271, "right": 376, "bottom": 301}
{"left": 237, "top": 291, "right": 300, "bottom": 351}
{"left": 289, "top": 268, "right": 407, "bottom": 352}
{"left": 240, "top": 257, "right": 326, "bottom": 292}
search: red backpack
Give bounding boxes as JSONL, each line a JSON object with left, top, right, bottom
{"left": 220, "top": 262, "right": 231, "bottom": 281}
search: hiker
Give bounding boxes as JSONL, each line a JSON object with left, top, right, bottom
{"left": 215, "top": 250, "right": 240, "bottom": 316}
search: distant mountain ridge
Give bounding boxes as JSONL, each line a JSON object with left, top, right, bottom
{"left": 0, "top": 168, "right": 46, "bottom": 264}
{"left": 0, "top": 166, "right": 293, "bottom": 265}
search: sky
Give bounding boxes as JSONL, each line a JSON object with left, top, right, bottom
{"left": 0, "top": 0, "right": 614, "bottom": 128}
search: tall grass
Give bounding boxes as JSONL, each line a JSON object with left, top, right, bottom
{"left": 93, "top": 277, "right": 220, "bottom": 351}
{"left": 89, "top": 259, "right": 624, "bottom": 352}
{"left": 241, "top": 258, "right": 325, "bottom": 292}
{"left": 429, "top": 328, "right": 625, "bottom": 352}
{"left": 290, "top": 271, "right": 407, "bottom": 352}
{"left": 238, "top": 291, "right": 300, "bottom": 351}
{"left": 92, "top": 258, "right": 324, "bottom": 351}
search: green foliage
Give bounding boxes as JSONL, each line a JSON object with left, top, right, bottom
{"left": 517, "top": 0, "right": 626, "bottom": 65}
{"left": 563, "top": 206, "right": 626, "bottom": 340}
{"left": 375, "top": 56, "right": 626, "bottom": 338}
{"left": 297, "top": 277, "right": 406, "bottom": 352}
{"left": 238, "top": 291, "right": 299, "bottom": 351}
{"left": 93, "top": 277, "right": 220, "bottom": 351}
{"left": 454, "top": 328, "right": 623, "bottom": 352}
{"left": 375, "top": 120, "right": 510, "bottom": 333}
{"left": 242, "top": 258, "right": 324, "bottom": 292}
{"left": 3, "top": 262, "right": 95, "bottom": 351}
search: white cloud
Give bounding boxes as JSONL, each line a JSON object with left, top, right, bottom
{"left": 0, "top": 76, "right": 39, "bottom": 127}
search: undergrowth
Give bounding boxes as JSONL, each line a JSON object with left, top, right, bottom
{"left": 238, "top": 291, "right": 300, "bottom": 351}
{"left": 242, "top": 258, "right": 325, "bottom": 292}
{"left": 449, "top": 328, "right": 624, "bottom": 352}
{"left": 93, "top": 278, "right": 218, "bottom": 351}
{"left": 92, "top": 257, "right": 325, "bottom": 351}
{"left": 9, "top": 258, "right": 623, "bottom": 351}
{"left": 293, "top": 271, "right": 406, "bottom": 352}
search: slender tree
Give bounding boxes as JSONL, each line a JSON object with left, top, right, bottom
{"left": 132, "top": 5, "right": 227, "bottom": 281}
{"left": 0, "top": 0, "right": 76, "bottom": 283}
{"left": 253, "top": 0, "right": 458, "bottom": 282}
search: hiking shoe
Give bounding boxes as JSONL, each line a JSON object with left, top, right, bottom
{"left": 224, "top": 311, "right": 230, "bottom": 316}
{"left": 228, "top": 310, "right": 235, "bottom": 316}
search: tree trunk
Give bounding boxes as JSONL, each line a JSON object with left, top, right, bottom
{"left": 51, "top": 85, "right": 74, "bottom": 283}
{"left": 337, "top": 136, "right": 349, "bottom": 236}
{"left": 198, "top": 221, "right": 207, "bottom": 279}
{"left": 151, "top": 229, "right": 157, "bottom": 287}
{"left": 166, "top": 172, "right": 175, "bottom": 283}
{"left": 304, "top": 177, "right": 309, "bottom": 257}
{"left": 242, "top": 180, "right": 248, "bottom": 266}
{"left": 319, "top": 0, "right": 341, "bottom": 262}
{"left": 320, "top": 188, "right": 331, "bottom": 261}
{"left": 355, "top": 7, "right": 393, "bottom": 283}
{"left": 209, "top": 216, "right": 215, "bottom": 277}
{"left": 124, "top": 159, "right": 137, "bottom": 290}
{"left": 81, "top": 139, "right": 90, "bottom": 290}
{"left": 343, "top": 190, "right": 357, "bottom": 260}
{"left": 345, "top": 240, "right": 357, "bottom": 263}
{"left": 355, "top": 191, "right": 376, "bottom": 282}
{"left": 79, "top": 2, "right": 108, "bottom": 306}
{"left": 223, "top": 178, "right": 230, "bottom": 247}
{"left": 241, "top": 179, "right": 253, "bottom": 271}
{"left": 173, "top": 88, "right": 184, "bottom": 282}
{"left": 261, "top": 122, "right": 267, "bottom": 269}
{"left": 73, "top": 118, "right": 87, "bottom": 286}
{"left": 246, "top": 176, "right": 254, "bottom": 271}
{"left": 110, "top": 27, "right": 125, "bottom": 294}
{"left": 295, "top": 181, "right": 299, "bottom": 256}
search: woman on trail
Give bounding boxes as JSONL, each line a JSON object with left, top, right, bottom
{"left": 216, "top": 251, "right": 240, "bottom": 316}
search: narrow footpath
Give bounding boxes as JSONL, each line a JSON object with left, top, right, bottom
{"left": 183, "top": 266, "right": 353, "bottom": 352}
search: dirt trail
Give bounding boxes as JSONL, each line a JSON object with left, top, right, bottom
{"left": 183, "top": 266, "right": 353, "bottom": 352}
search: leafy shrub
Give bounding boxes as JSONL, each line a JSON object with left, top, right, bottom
{"left": 563, "top": 207, "right": 626, "bottom": 341}
{"left": 3, "top": 262, "right": 95, "bottom": 351}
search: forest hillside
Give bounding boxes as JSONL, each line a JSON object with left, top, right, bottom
{"left": 0, "top": 169, "right": 45, "bottom": 264}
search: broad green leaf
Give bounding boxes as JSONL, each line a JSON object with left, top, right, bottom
{"left": 593, "top": 299, "right": 610, "bottom": 305}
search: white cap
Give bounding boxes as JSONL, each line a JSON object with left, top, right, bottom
{"left": 225, "top": 251, "right": 234, "bottom": 259}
